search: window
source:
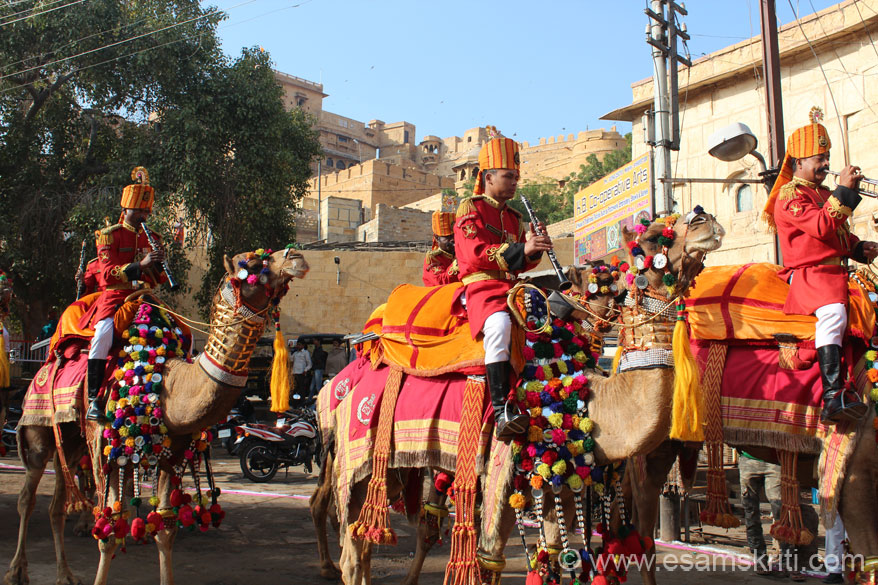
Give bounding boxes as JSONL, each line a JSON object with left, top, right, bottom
{"left": 735, "top": 184, "right": 753, "bottom": 213}
{"left": 467, "top": 136, "right": 472, "bottom": 143}
{"left": 338, "top": 135, "right": 349, "bottom": 143}
{"left": 460, "top": 170, "right": 466, "bottom": 180}
{"left": 326, "top": 158, "right": 334, "bottom": 167}
{"left": 471, "top": 167, "right": 478, "bottom": 178}
{"left": 338, "top": 119, "right": 348, "bottom": 128}
{"left": 404, "top": 130, "right": 410, "bottom": 144}
{"left": 336, "top": 160, "right": 345, "bottom": 170}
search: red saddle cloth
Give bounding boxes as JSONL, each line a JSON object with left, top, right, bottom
{"left": 317, "top": 357, "right": 493, "bottom": 522}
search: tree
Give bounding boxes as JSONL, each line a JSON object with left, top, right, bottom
{"left": 156, "top": 47, "right": 322, "bottom": 313}
{"left": 0, "top": 0, "right": 223, "bottom": 337}
{"left": 0, "top": 2, "right": 322, "bottom": 333}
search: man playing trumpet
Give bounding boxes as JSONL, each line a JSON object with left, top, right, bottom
{"left": 764, "top": 108, "right": 878, "bottom": 424}
{"left": 80, "top": 167, "right": 168, "bottom": 421}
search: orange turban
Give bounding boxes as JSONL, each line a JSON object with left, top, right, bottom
{"left": 763, "top": 108, "right": 831, "bottom": 229}
{"left": 431, "top": 211, "right": 454, "bottom": 237}
{"left": 120, "top": 166, "right": 155, "bottom": 211}
{"left": 474, "top": 137, "right": 520, "bottom": 195}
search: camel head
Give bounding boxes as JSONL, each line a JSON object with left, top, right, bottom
{"left": 567, "top": 262, "right": 625, "bottom": 327}
{"left": 622, "top": 208, "right": 725, "bottom": 298}
{"left": 223, "top": 248, "right": 309, "bottom": 310}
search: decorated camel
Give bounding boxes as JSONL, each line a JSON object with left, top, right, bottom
{"left": 308, "top": 262, "right": 627, "bottom": 583}
{"left": 615, "top": 262, "right": 878, "bottom": 585}
{"left": 314, "top": 209, "right": 724, "bottom": 585}
{"left": 5, "top": 248, "right": 308, "bottom": 585}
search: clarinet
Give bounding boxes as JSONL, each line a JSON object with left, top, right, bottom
{"left": 76, "top": 239, "right": 88, "bottom": 299}
{"left": 518, "top": 195, "right": 572, "bottom": 291}
{"left": 139, "top": 221, "right": 180, "bottom": 291}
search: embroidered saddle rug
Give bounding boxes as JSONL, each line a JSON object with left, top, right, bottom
{"left": 317, "top": 357, "right": 493, "bottom": 524}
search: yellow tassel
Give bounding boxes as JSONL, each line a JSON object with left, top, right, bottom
{"left": 669, "top": 317, "right": 704, "bottom": 441}
{"left": 269, "top": 328, "right": 290, "bottom": 413}
{"left": 0, "top": 333, "right": 10, "bottom": 388}
{"left": 611, "top": 345, "right": 622, "bottom": 375}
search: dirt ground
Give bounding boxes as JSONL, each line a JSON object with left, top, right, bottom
{"left": 0, "top": 448, "right": 834, "bottom": 585}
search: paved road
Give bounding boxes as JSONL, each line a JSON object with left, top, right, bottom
{"left": 0, "top": 449, "right": 831, "bottom": 585}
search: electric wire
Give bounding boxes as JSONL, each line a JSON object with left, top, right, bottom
{"left": 0, "top": 0, "right": 86, "bottom": 27}
{"left": 851, "top": 0, "right": 878, "bottom": 60}
{"left": 0, "top": 0, "right": 314, "bottom": 91}
{"left": 0, "top": 3, "right": 244, "bottom": 81}
{"left": 0, "top": 0, "right": 74, "bottom": 25}
{"left": 806, "top": 0, "right": 878, "bottom": 123}
{"left": 786, "top": 0, "right": 849, "bottom": 163}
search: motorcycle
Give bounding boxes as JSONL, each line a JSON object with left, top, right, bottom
{"left": 213, "top": 398, "right": 255, "bottom": 456}
{"left": 235, "top": 397, "right": 319, "bottom": 483}
{"left": 1, "top": 404, "right": 22, "bottom": 454}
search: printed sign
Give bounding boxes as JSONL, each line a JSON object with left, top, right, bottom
{"left": 573, "top": 154, "right": 651, "bottom": 264}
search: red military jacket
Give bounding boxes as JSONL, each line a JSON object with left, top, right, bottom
{"left": 454, "top": 195, "right": 541, "bottom": 337}
{"left": 422, "top": 249, "right": 460, "bottom": 287}
{"left": 80, "top": 221, "right": 168, "bottom": 327}
{"left": 82, "top": 258, "right": 101, "bottom": 295}
{"left": 774, "top": 176, "right": 864, "bottom": 315}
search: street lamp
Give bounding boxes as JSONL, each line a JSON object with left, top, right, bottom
{"left": 707, "top": 122, "right": 770, "bottom": 193}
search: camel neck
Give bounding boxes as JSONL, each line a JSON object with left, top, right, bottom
{"left": 199, "top": 282, "right": 268, "bottom": 385}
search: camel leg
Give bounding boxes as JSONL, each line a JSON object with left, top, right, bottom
{"left": 49, "top": 451, "right": 83, "bottom": 585}
{"left": 4, "top": 426, "right": 52, "bottom": 585}
{"left": 154, "top": 471, "right": 178, "bottom": 585}
{"left": 339, "top": 523, "right": 366, "bottom": 585}
{"left": 310, "top": 451, "right": 342, "bottom": 580}
{"left": 838, "top": 419, "right": 878, "bottom": 560}
{"left": 402, "top": 488, "right": 448, "bottom": 585}
{"left": 92, "top": 468, "right": 120, "bottom": 585}
{"left": 623, "top": 442, "right": 679, "bottom": 585}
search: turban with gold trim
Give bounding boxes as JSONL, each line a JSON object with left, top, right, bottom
{"left": 431, "top": 211, "right": 454, "bottom": 237}
{"left": 474, "top": 135, "right": 520, "bottom": 195}
{"left": 120, "top": 166, "right": 155, "bottom": 211}
{"left": 763, "top": 108, "right": 831, "bottom": 229}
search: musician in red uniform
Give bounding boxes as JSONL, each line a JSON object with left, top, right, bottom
{"left": 82, "top": 167, "right": 167, "bottom": 421}
{"left": 75, "top": 257, "right": 101, "bottom": 296}
{"left": 422, "top": 211, "right": 460, "bottom": 286}
{"left": 764, "top": 109, "right": 878, "bottom": 423}
{"left": 454, "top": 132, "right": 553, "bottom": 440}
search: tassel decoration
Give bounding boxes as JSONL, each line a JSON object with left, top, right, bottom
{"left": 269, "top": 307, "right": 290, "bottom": 413}
{"left": 669, "top": 301, "right": 704, "bottom": 441}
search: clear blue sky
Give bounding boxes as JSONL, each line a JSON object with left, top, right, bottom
{"left": 214, "top": 0, "right": 843, "bottom": 144}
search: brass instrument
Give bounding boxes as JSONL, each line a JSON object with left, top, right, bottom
{"left": 825, "top": 170, "right": 878, "bottom": 198}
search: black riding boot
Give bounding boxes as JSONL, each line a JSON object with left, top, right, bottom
{"left": 486, "top": 362, "right": 528, "bottom": 441}
{"left": 818, "top": 345, "right": 867, "bottom": 424}
{"left": 85, "top": 358, "right": 106, "bottom": 422}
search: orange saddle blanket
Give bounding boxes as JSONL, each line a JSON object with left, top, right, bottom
{"left": 686, "top": 263, "right": 875, "bottom": 343}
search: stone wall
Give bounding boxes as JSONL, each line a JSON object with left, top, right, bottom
{"left": 320, "top": 196, "right": 363, "bottom": 243}
{"left": 356, "top": 204, "right": 433, "bottom": 243}
{"left": 607, "top": 0, "right": 878, "bottom": 268}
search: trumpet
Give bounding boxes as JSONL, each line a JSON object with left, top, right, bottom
{"left": 825, "top": 170, "right": 878, "bottom": 198}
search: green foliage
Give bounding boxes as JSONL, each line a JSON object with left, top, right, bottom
{"left": 156, "top": 48, "right": 322, "bottom": 314}
{"left": 0, "top": 2, "right": 321, "bottom": 332}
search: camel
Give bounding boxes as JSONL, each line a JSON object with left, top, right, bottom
{"left": 318, "top": 210, "right": 725, "bottom": 584}
{"left": 5, "top": 249, "right": 308, "bottom": 585}
{"left": 308, "top": 263, "right": 626, "bottom": 584}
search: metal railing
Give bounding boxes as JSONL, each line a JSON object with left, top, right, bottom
{"left": 7, "top": 338, "right": 49, "bottom": 365}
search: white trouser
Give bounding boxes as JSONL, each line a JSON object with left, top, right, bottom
{"left": 824, "top": 514, "right": 847, "bottom": 574}
{"left": 88, "top": 317, "right": 114, "bottom": 360}
{"left": 815, "top": 303, "right": 847, "bottom": 348}
{"left": 483, "top": 311, "right": 511, "bottom": 365}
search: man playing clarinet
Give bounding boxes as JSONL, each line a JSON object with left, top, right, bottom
{"left": 454, "top": 129, "right": 553, "bottom": 441}
{"left": 80, "top": 167, "right": 168, "bottom": 421}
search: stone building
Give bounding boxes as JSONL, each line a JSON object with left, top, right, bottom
{"left": 602, "top": 0, "right": 878, "bottom": 267}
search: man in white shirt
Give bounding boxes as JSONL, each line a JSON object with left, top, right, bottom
{"left": 289, "top": 340, "right": 311, "bottom": 403}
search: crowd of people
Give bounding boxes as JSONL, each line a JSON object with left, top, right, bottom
{"left": 288, "top": 337, "right": 352, "bottom": 402}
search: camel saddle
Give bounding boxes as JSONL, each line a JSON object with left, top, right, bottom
{"left": 365, "top": 283, "right": 524, "bottom": 376}
{"left": 19, "top": 292, "right": 190, "bottom": 427}
{"left": 686, "top": 263, "right": 875, "bottom": 345}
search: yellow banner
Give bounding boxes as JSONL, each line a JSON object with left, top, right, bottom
{"left": 573, "top": 154, "right": 651, "bottom": 263}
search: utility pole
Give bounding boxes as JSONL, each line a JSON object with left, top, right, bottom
{"left": 759, "top": 0, "right": 784, "bottom": 264}
{"left": 317, "top": 159, "right": 322, "bottom": 242}
{"left": 645, "top": 0, "right": 691, "bottom": 217}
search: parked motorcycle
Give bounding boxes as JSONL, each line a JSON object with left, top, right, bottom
{"left": 236, "top": 398, "right": 319, "bottom": 482}
{"left": 213, "top": 398, "right": 255, "bottom": 456}
{"left": 1, "top": 404, "right": 22, "bottom": 454}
